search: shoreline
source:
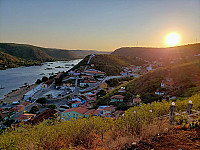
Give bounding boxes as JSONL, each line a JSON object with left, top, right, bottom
{"left": 0, "top": 84, "right": 37, "bottom": 103}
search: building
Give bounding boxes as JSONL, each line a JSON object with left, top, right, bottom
{"left": 71, "top": 101, "right": 81, "bottom": 108}
{"left": 42, "top": 79, "right": 54, "bottom": 88}
{"left": 23, "top": 83, "right": 42, "bottom": 100}
{"left": 110, "top": 95, "right": 124, "bottom": 103}
{"left": 62, "top": 107, "right": 88, "bottom": 120}
{"left": 17, "top": 113, "right": 36, "bottom": 121}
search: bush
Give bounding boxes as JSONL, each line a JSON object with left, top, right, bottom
{"left": 47, "top": 104, "right": 57, "bottom": 109}
{"left": 29, "top": 105, "right": 39, "bottom": 114}
{"left": 36, "top": 97, "right": 48, "bottom": 106}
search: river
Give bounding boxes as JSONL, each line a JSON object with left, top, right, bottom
{"left": 0, "top": 59, "right": 82, "bottom": 99}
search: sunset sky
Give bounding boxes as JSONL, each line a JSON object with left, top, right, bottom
{"left": 0, "top": 0, "right": 200, "bottom": 51}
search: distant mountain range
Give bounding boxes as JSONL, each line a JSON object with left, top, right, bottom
{"left": 0, "top": 43, "right": 110, "bottom": 61}
{"left": 112, "top": 43, "right": 200, "bottom": 61}
{"left": 0, "top": 43, "right": 110, "bottom": 69}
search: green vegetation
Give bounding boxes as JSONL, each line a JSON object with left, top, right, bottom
{"left": 36, "top": 97, "right": 48, "bottom": 106}
{"left": 1, "top": 93, "right": 200, "bottom": 149}
{"left": 0, "top": 51, "right": 41, "bottom": 70}
{"left": 29, "top": 105, "right": 39, "bottom": 114}
{"left": 72, "top": 54, "right": 144, "bottom": 75}
{"left": 47, "top": 104, "right": 57, "bottom": 109}
{"left": 99, "top": 61, "right": 200, "bottom": 105}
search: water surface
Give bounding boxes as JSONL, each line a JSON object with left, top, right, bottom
{"left": 0, "top": 59, "right": 82, "bottom": 99}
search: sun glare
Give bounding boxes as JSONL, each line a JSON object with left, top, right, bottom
{"left": 165, "top": 33, "right": 181, "bottom": 46}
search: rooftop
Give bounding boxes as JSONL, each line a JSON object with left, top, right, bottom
{"left": 63, "top": 107, "right": 88, "bottom": 115}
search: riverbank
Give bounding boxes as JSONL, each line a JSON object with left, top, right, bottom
{"left": 0, "top": 84, "right": 37, "bottom": 103}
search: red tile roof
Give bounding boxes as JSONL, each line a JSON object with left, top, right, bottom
{"left": 85, "top": 109, "right": 95, "bottom": 115}
{"left": 93, "top": 109, "right": 103, "bottom": 115}
{"left": 111, "top": 95, "right": 124, "bottom": 99}
{"left": 133, "top": 98, "right": 142, "bottom": 103}
{"left": 63, "top": 107, "right": 88, "bottom": 115}
{"left": 17, "top": 113, "right": 35, "bottom": 121}
{"left": 85, "top": 71, "right": 105, "bottom": 74}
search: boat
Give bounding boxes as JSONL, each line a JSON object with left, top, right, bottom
{"left": 0, "top": 85, "right": 5, "bottom": 89}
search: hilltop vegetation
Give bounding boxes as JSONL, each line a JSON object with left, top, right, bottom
{"left": 112, "top": 43, "right": 200, "bottom": 62}
{"left": 73, "top": 54, "right": 145, "bottom": 75}
{"left": 1, "top": 93, "right": 200, "bottom": 149}
{"left": 0, "top": 51, "right": 40, "bottom": 69}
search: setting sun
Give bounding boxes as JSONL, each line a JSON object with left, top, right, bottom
{"left": 165, "top": 33, "right": 181, "bottom": 46}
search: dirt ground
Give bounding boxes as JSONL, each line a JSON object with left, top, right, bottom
{"left": 132, "top": 127, "right": 200, "bottom": 150}
{"left": 0, "top": 84, "right": 36, "bottom": 103}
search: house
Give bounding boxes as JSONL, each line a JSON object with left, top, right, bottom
{"left": 84, "top": 70, "right": 105, "bottom": 76}
{"left": 42, "top": 79, "right": 53, "bottom": 88}
{"left": 72, "top": 101, "right": 81, "bottom": 108}
{"left": 110, "top": 95, "right": 124, "bottom": 103}
{"left": 62, "top": 107, "right": 88, "bottom": 120}
{"left": 84, "top": 109, "right": 95, "bottom": 117}
{"left": 80, "top": 80, "right": 97, "bottom": 87}
{"left": 17, "top": 113, "right": 36, "bottom": 121}
{"left": 155, "top": 89, "right": 165, "bottom": 96}
{"left": 146, "top": 64, "right": 153, "bottom": 71}
{"left": 23, "top": 83, "right": 42, "bottom": 100}
{"left": 121, "top": 71, "right": 128, "bottom": 76}
{"left": 93, "top": 109, "right": 103, "bottom": 116}
{"left": 103, "top": 105, "right": 115, "bottom": 114}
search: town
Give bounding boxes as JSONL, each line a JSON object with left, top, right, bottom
{"left": 1, "top": 53, "right": 185, "bottom": 129}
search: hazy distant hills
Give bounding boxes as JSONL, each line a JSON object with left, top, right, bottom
{"left": 112, "top": 43, "right": 200, "bottom": 61}
{"left": 0, "top": 43, "right": 110, "bottom": 62}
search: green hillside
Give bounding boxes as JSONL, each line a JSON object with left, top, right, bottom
{"left": 0, "top": 51, "right": 41, "bottom": 69}
{"left": 112, "top": 43, "right": 200, "bottom": 61}
{"left": 41, "top": 48, "right": 76, "bottom": 60}
{"left": 0, "top": 43, "right": 79, "bottom": 62}
{"left": 73, "top": 54, "right": 145, "bottom": 75}
{"left": 0, "top": 43, "right": 54, "bottom": 61}
{"left": 100, "top": 61, "right": 200, "bottom": 104}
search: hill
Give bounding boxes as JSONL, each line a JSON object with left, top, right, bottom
{"left": 112, "top": 43, "right": 200, "bottom": 62}
{"left": 0, "top": 51, "right": 41, "bottom": 69}
{"left": 72, "top": 54, "right": 145, "bottom": 75}
{"left": 0, "top": 43, "right": 55, "bottom": 61}
{"left": 1, "top": 93, "right": 200, "bottom": 149}
{"left": 100, "top": 60, "right": 200, "bottom": 104}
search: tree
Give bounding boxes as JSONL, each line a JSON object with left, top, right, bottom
{"left": 42, "top": 76, "right": 48, "bottom": 82}
{"left": 36, "top": 97, "right": 47, "bottom": 106}
{"left": 124, "top": 92, "right": 133, "bottom": 102}
{"left": 35, "top": 79, "right": 42, "bottom": 84}
{"left": 47, "top": 104, "right": 56, "bottom": 109}
{"left": 29, "top": 105, "right": 39, "bottom": 114}
{"left": 96, "top": 90, "right": 107, "bottom": 99}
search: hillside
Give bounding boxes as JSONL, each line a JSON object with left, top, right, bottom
{"left": 72, "top": 54, "right": 145, "bottom": 75}
{"left": 100, "top": 60, "right": 200, "bottom": 104}
{"left": 1, "top": 93, "right": 200, "bottom": 149}
{"left": 0, "top": 51, "right": 41, "bottom": 69}
{"left": 0, "top": 43, "right": 55, "bottom": 62}
{"left": 112, "top": 43, "right": 200, "bottom": 62}
{"left": 41, "top": 48, "right": 76, "bottom": 60}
